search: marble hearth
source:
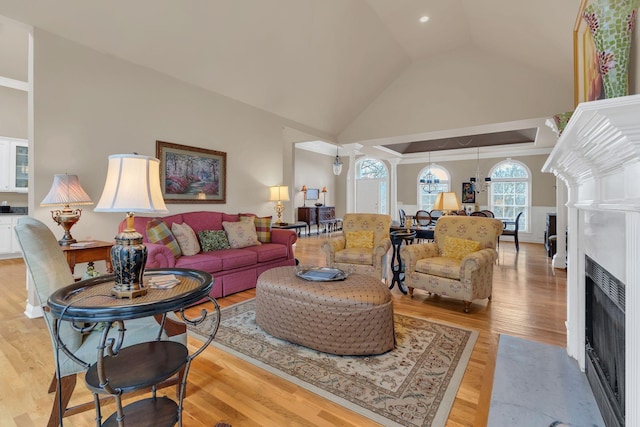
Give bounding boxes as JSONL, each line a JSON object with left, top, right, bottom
{"left": 543, "top": 94, "right": 640, "bottom": 426}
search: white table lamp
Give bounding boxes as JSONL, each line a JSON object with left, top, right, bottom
{"left": 94, "top": 154, "right": 168, "bottom": 298}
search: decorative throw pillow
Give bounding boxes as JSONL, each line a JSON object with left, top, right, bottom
{"left": 198, "top": 230, "right": 231, "bottom": 251}
{"left": 222, "top": 220, "right": 262, "bottom": 249}
{"left": 442, "top": 236, "right": 481, "bottom": 260}
{"left": 345, "top": 231, "right": 374, "bottom": 249}
{"left": 146, "top": 219, "right": 182, "bottom": 258}
{"left": 239, "top": 215, "right": 272, "bottom": 243}
{"left": 171, "top": 222, "right": 201, "bottom": 256}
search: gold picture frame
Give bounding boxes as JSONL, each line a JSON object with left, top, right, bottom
{"left": 574, "top": 0, "right": 605, "bottom": 106}
{"left": 156, "top": 140, "right": 227, "bottom": 204}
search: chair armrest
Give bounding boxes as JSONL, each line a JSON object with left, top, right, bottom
{"left": 374, "top": 237, "right": 392, "bottom": 257}
{"left": 372, "top": 237, "right": 392, "bottom": 269}
{"left": 145, "top": 242, "right": 177, "bottom": 269}
{"left": 321, "top": 236, "right": 346, "bottom": 265}
{"left": 459, "top": 248, "right": 498, "bottom": 278}
{"left": 400, "top": 242, "right": 439, "bottom": 272}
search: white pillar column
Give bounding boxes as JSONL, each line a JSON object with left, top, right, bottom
{"left": 626, "top": 211, "right": 640, "bottom": 427}
{"left": 387, "top": 158, "right": 400, "bottom": 221}
{"left": 346, "top": 151, "right": 357, "bottom": 213}
{"left": 564, "top": 181, "right": 584, "bottom": 369}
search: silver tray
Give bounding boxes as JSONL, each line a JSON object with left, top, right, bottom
{"left": 295, "top": 267, "right": 348, "bottom": 282}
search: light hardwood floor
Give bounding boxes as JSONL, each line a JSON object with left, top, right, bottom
{"left": 0, "top": 234, "right": 566, "bottom": 426}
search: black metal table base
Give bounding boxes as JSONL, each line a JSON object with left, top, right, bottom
{"left": 389, "top": 230, "right": 416, "bottom": 295}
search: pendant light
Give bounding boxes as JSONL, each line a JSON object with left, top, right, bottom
{"left": 332, "top": 146, "right": 343, "bottom": 176}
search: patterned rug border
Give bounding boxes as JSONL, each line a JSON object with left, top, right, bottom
{"left": 189, "top": 299, "right": 478, "bottom": 427}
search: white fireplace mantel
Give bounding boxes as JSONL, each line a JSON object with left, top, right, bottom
{"left": 542, "top": 94, "right": 640, "bottom": 426}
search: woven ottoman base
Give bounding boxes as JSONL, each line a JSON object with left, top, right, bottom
{"left": 256, "top": 266, "right": 395, "bottom": 355}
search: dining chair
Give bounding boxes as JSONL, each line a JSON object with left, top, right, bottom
{"left": 398, "top": 208, "right": 406, "bottom": 227}
{"left": 501, "top": 211, "right": 524, "bottom": 251}
{"left": 415, "top": 210, "right": 432, "bottom": 226}
{"left": 470, "top": 211, "right": 488, "bottom": 217}
{"left": 481, "top": 210, "right": 495, "bottom": 218}
{"left": 429, "top": 209, "right": 443, "bottom": 221}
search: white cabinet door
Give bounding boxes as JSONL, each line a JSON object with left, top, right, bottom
{"left": 9, "top": 141, "right": 28, "bottom": 192}
{"left": 0, "top": 217, "right": 12, "bottom": 253}
{"left": 0, "top": 141, "right": 10, "bottom": 192}
{"left": 11, "top": 216, "right": 26, "bottom": 253}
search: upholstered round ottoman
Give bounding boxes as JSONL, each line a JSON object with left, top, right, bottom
{"left": 255, "top": 266, "right": 395, "bottom": 355}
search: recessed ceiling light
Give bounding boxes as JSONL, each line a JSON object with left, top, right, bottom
{"left": 420, "top": 16, "right": 430, "bottom": 23}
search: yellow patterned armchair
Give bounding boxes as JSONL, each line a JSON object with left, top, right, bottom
{"left": 400, "top": 216, "right": 502, "bottom": 312}
{"left": 321, "top": 213, "right": 392, "bottom": 280}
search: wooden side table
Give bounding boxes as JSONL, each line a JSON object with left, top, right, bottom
{"left": 60, "top": 241, "right": 113, "bottom": 274}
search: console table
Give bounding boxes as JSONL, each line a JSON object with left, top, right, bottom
{"left": 298, "top": 206, "right": 336, "bottom": 234}
{"left": 47, "top": 268, "right": 220, "bottom": 427}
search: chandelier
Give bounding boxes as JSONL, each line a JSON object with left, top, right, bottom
{"left": 470, "top": 145, "right": 491, "bottom": 193}
{"left": 420, "top": 152, "right": 440, "bottom": 193}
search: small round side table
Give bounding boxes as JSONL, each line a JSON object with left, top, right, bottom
{"left": 389, "top": 230, "right": 416, "bottom": 294}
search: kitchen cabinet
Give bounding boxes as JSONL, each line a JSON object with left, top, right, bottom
{"left": 0, "top": 138, "right": 28, "bottom": 193}
{"left": 0, "top": 215, "right": 26, "bottom": 256}
{"left": 9, "top": 140, "right": 28, "bottom": 192}
{"left": 0, "top": 217, "right": 11, "bottom": 253}
{"left": 0, "top": 141, "right": 9, "bottom": 191}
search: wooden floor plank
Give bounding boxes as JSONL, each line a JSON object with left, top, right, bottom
{"left": 0, "top": 236, "right": 566, "bottom": 426}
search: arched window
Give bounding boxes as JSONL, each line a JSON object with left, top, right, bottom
{"left": 417, "top": 165, "right": 450, "bottom": 211}
{"left": 489, "top": 159, "right": 530, "bottom": 232}
{"left": 356, "top": 159, "right": 388, "bottom": 214}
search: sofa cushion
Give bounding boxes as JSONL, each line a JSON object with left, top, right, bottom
{"left": 243, "top": 243, "right": 288, "bottom": 263}
{"left": 415, "top": 257, "right": 461, "bottom": 280}
{"left": 208, "top": 248, "right": 258, "bottom": 270}
{"left": 442, "top": 236, "right": 480, "bottom": 260}
{"left": 345, "top": 231, "right": 374, "bottom": 249}
{"left": 222, "top": 220, "right": 261, "bottom": 249}
{"left": 146, "top": 219, "right": 182, "bottom": 258}
{"left": 335, "top": 248, "right": 373, "bottom": 265}
{"left": 174, "top": 252, "right": 223, "bottom": 273}
{"left": 198, "top": 230, "right": 231, "bottom": 251}
{"left": 171, "top": 222, "right": 200, "bottom": 256}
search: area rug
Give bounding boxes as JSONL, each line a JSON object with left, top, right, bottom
{"left": 487, "top": 335, "right": 605, "bottom": 427}
{"left": 188, "top": 299, "right": 478, "bottom": 427}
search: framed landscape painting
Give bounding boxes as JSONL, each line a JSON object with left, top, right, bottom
{"left": 156, "top": 140, "right": 226, "bottom": 204}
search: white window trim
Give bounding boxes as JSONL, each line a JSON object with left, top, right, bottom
{"left": 488, "top": 159, "right": 532, "bottom": 233}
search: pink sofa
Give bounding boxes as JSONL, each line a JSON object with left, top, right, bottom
{"left": 119, "top": 211, "right": 297, "bottom": 298}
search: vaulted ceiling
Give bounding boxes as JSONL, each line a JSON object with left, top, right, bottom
{"left": 0, "top": 0, "right": 580, "bottom": 156}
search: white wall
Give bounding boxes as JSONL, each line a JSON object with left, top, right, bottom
{"left": 338, "top": 46, "right": 574, "bottom": 143}
{"left": 31, "top": 29, "right": 326, "bottom": 241}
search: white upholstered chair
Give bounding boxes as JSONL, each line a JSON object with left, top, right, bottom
{"left": 15, "top": 217, "right": 187, "bottom": 427}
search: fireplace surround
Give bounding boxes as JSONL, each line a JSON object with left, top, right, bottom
{"left": 543, "top": 94, "right": 640, "bottom": 426}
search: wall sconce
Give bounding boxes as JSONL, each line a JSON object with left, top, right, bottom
{"left": 269, "top": 185, "right": 290, "bottom": 224}
{"left": 94, "top": 154, "right": 168, "bottom": 298}
{"left": 40, "top": 174, "right": 93, "bottom": 245}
